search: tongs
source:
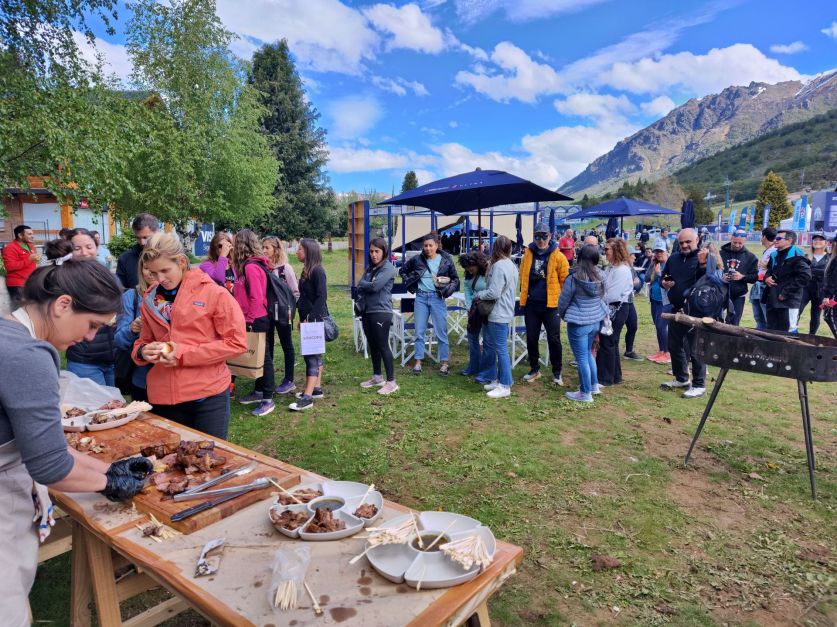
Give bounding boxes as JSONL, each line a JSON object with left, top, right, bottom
{"left": 173, "top": 462, "right": 257, "bottom": 501}
{"left": 173, "top": 477, "right": 269, "bottom": 502}
{"left": 170, "top": 478, "right": 271, "bottom": 522}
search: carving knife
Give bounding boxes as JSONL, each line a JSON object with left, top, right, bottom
{"left": 173, "top": 462, "right": 257, "bottom": 500}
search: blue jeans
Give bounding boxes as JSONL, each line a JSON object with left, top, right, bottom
{"left": 414, "top": 291, "right": 449, "bottom": 361}
{"left": 464, "top": 330, "right": 483, "bottom": 375}
{"left": 67, "top": 361, "right": 116, "bottom": 387}
{"left": 752, "top": 298, "right": 768, "bottom": 330}
{"left": 650, "top": 300, "right": 672, "bottom": 352}
{"left": 478, "top": 322, "right": 512, "bottom": 386}
{"left": 567, "top": 322, "right": 599, "bottom": 394}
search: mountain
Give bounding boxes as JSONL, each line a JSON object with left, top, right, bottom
{"left": 670, "top": 109, "right": 837, "bottom": 200}
{"left": 559, "top": 70, "right": 837, "bottom": 197}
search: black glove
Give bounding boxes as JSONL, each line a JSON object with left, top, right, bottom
{"left": 100, "top": 469, "right": 146, "bottom": 502}
{"left": 108, "top": 457, "right": 154, "bottom": 480}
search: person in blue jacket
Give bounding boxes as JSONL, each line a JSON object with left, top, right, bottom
{"left": 114, "top": 259, "right": 153, "bottom": 401}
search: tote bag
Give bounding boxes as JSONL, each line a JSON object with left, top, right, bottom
{"left": 300, "top": 320, "right": 327, "bottom": 355}
{"left": 226, "top": 331, "right": 266, "bottom": 378}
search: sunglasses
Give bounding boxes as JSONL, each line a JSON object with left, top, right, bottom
{"left": 534, "top": 234, "right": 549, "bottom": 241}
{"left": 774, "top": 236, "right": 786, "bottom": 241}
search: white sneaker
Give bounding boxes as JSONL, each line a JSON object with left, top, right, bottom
{"left": 552, "top": 375, "right": 564, "bottom": 386}
{"left": 661, "top": 379, "right": 691, "bottom": 390}
{"left": 682, "top": 386, "right": 706, "bottom": 399}
{"left": 483, "top": 380, "right": 500, "bottom": 391}
{"left": 592, "top": 384, "right": 603, "bottom": 395}
{"left": 487, "top": 384, "right": 511, "bottom": 399}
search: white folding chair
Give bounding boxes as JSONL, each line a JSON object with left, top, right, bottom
{"left": 390, "top": 296, "right": 437, "bottom": 367}
{"left": 351, "top": 300, "right": 369, "bottom": 359}
{"left": 446, "top": 293, "right": 469, "bottom": 346}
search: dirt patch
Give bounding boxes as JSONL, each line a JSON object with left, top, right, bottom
{"left": 668, "top": 465, "right": 749, "bottom": 530}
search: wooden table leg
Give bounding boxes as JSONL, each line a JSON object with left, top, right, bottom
{"left": 465, "top": 601, "right": 492, "bottom": 627}
{"left": 70, "top": 522, "right": 92, "bottom": 627}
{"left": 84, "top": 528, "right": 122, "bottom": 626}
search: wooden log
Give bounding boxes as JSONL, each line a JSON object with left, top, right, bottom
{"left": 661, "top": 312, "right": 810, "bottom": 346}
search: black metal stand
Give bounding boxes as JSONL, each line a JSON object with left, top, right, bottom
{"left": 797, "top": 380, "right": 817, "bottom": 500}
{"left": 684, "top": 368, "right": 817, "bottom": 500}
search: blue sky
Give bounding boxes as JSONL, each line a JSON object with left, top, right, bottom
{"left": 80, "top": 1, "right": 836, "bottom": 194}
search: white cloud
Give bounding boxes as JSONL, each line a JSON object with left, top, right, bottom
{"left": 449, "top": 120, "right": 459, "bottom": 128}
{"left": 371, "top": 75, "right": 429, "bottom": 97}
{"left": 364, "top": 3, "right": 446, "bottom": 53}
{"left": 216, "top": 0, "right": 377, "bottom": 74}
{"left": 554, "top": 93, "right": 636, "bottom": 120}
{"left": 412, "top": 169, "right": 437, "bottom": 185}
{"left": 328, "top": 147, "right": 409, "bottom": 172}
{"left": 421, "top": 127, "right": 445, "bottom": 137}
{"left": 453, "top": 0, "right": 609, "bottom": 23}
{"left": 769, "top": 41, "right": 808, "bottom": 54}
{"left": 822, "top": 22, "right": 837, "bottom": 39}
{"left": 599, "top": 43, "right": 804, "bottom": 94}
{"left": 454, "top": 41, "right": 563, "bottom": 103}
{"left": 639, "top": 95, "right": 675, "bottom": 118}
{"left": 328, "top": 96, "right": 383, "bottom": 139}
{"left": 73, "top": 32, "right": 133, "bottom": 82}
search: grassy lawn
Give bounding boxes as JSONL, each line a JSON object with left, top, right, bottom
{"left": 32, "top": 249, "right": 836, "bottom": 626}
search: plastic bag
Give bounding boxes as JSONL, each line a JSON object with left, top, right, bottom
{"left": 58, "top": 370, "right": 124, "bottom": 412}
{"left": 269, "top": 545, "right": 310, "bottom": 611}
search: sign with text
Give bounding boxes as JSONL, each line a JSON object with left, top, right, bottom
{"left": 194, "top": 224, "right": 215, "bottom": 257}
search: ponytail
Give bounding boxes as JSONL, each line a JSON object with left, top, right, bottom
{"left": 23, "top": 258, "right": 123, "bottom": 315}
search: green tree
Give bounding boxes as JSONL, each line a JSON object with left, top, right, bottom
{"left": 401, "top": 170, "right": 419, "bottom": 192}
{"left": 755, "top": 170, "right": 791, "bottom": 227}
{"left": 0, "top": 1, "right": 143, "bottom": 210}
{"left": 249, "top": 40, "right": 332, "bottom": 239}
{"left": 120, "top": 0, "right": 277, "bottom": 230}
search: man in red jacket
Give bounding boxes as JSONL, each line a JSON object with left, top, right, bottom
{"left": 2, "top": 225, "right": 38, "bottom": 307}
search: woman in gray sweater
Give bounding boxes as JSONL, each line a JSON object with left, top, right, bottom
{"left": 356, "top": 238, "right": 399, "bottom": 395}
{"left": 1, "top": 260, "right": 149, "bottom": 626}
{"left": 475, "top": 236, "right": 518, "bottom": 398}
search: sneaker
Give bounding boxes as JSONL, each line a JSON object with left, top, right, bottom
{"left": 487, "top": 384, "right": 511, "bottom": 399}
{"left": 252, "top": 399, "right": 275, "bottom": 416}
{"left": 592, "top": 384, "right": 603, "bottom": 395}
{"left": 295, "top": 388, "right": 324, "bottom": 400}
{"left": 360, "top": 375, "right": 385, "bottom": 389}
{"left": 475, "top": 377, "right": 491, "bottom": 384}
{"left": 378, "top": 381, "right": 399, "bottom": 395}
{"left": 439, "top": 364, "right": 450, "bottom": 376}
{"left": 623, "top": 351, "right": 643, "bottom": 361}
{"left": 661, "top": 379, "right": 691, "bottom": 390}
{"left": 239, "top": 392, "right": 263, "bottom": 405}
{"left": 682, "top": 386, "right": 706, "bottom": 399}
{"left": 411, "top": 364, "right": 422, "bottom": 375}
{"left": 570, "top": 360, "right": 578, "bottom": 367}
{"left": 275, "top": 380, "right": 296, "bottom": 395}
{"left": 522, "top": 370, "right": 541, "bottom": 383}
{"left": 565, "top": 390, "right": 593, "bottom": 403}
{"left": 647, "top": 351, "right": 664, "bottom": 362}
{"left": 657, "top": 352, "right": 671, "bottom": 364}
{"left": 460, "top": 369, "right": 473, "bottom": 376}
{"left": 483, "top": 380, "right": 500, "bottom": 391}
{"left": 289, "top": 395, "right": 314, "bottom": 411}
{"left": 552, "top": 375, "right": 564, "bottom": 386}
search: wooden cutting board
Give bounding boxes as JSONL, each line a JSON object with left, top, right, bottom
{"left": 65, "top": 419, "right": 181, "bottom": 463}
{"left": 133, "top": 445, "right": 300, "bottom": 534}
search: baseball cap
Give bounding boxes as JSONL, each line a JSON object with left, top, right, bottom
{"left": 534, "top": 222, "right": 550, "bottom": 234}
{"left": 652, "top": 243, "right": 666, "bottom": 251}
{"left": 811, "top": 232, "right": 826, "bottom": 240}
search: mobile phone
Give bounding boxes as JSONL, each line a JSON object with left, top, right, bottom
{"left": 663, "top": 274, "right": 673, "bottom": 282}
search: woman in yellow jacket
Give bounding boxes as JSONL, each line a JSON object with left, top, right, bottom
{"left": 518, "top": 223, "right": 570, "bottom": 385}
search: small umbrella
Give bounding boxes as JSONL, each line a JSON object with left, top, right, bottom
{"left": 548, "top": 207, "right": 556, "bottom": 234}
{"left": 680, "top": 199, "right": 695, "bottom": 229}
{"left": 565, "top": 196, "right": 679, "bottom": 221}
{"left": 515, "top": 213, "right": 523, "bottom": 248}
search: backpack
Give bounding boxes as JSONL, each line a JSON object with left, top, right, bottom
{"left": 686, "top": 253, "right": 728, "bottom": 320}
{"left": 245, "top": 260, "right": 296, "bottom": 326}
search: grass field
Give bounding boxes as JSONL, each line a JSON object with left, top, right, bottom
{"left": 31, "top": 249, "right": 836, "bottom": 626}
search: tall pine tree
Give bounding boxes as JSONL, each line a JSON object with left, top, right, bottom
{"left": 756, "top": 170, "right": 791, "bottom": 227}
{"left": 250, "top": 40, "right": 332, "bottom": 239}
{"left": 401, "top": 170, "right": 418, "bottom": 192}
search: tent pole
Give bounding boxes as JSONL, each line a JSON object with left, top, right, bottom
{"left": 478, "top": 208, "right": 482, "bottom": 249}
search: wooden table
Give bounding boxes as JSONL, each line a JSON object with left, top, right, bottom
{"left": 50, "top": 415, "right": 523, "bottom": 626}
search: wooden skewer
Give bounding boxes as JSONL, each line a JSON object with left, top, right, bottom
{"left": 303, "top": 582, "right": 323, "bottom": 616}
{"left": 269, "top": 479, "right": 303, "bottom": 504}
{"left": 423, "top": 520, "right": 457, "bottom": 552}
{"left": 357, "top": 483, "right": 375, "bottom": 507}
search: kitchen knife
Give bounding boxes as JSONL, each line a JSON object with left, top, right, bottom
{"left": 170, "top": 479, "right": 271, "bottom": 523}
{"left": 173, "top": 477, "right": 270, "bottom": 502}
{"left": 175, "top": 462, "right": 257, "bottom": 499}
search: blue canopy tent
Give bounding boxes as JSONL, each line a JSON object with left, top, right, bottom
{"left": 565, "top": 196, "right": 680, "bottom": 236}
{"left": 378, "top": 168, "right": 572, "bottom": 247}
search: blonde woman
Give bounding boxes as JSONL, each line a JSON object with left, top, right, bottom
{"left": 133, "top": 233, "right": 247, "bottom": 438}
{"left": 262, "top": 236, "right": 299, "bottom": 395}
{"left": 596, "top": 238, "right": 633, "bottom": 386}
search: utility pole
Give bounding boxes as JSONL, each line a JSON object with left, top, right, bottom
{"left": 724, "top": 177, "right": 731, "bottom": 209}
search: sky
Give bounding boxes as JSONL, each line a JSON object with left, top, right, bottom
{"left": 79, "top": 0, "right": 836, "bottom": 194}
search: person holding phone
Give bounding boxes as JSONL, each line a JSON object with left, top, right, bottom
{"left": 199, "top": 232, "right": 235, "bottom": 294}
{"left": 720, "top": 230, "right": 758, "bottom": 325}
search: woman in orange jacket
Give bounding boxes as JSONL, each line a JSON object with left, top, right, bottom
{"left": 132, "top": 232, "right": 247, "bottom": 439}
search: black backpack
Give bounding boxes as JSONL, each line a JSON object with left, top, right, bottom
{"left": 686, "top": 254, "right": 728, "bottom": 320}
{"left": 245, "top": 260, "right": 296, "bottom": 326}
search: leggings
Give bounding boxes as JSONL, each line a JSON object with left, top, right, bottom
{"left": 153, "top": 389, "right": 231, "bottom": 440}
{"left": 362, "top": 312, "right": 394, "bottom": 381}
{"left": 275, "top": 323, "right": 295, "bottom": 383}
{"left": 825, "top": 304, "right": 837, "bottom": 338}
{"left": 250, "top": 316, "right": 275, "bottom": 399}
{"left": 624, "top": 302, "right": 637, "bottom": 353}
{"left": 303, "top": 354, "right": 323, "bottom": 377}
